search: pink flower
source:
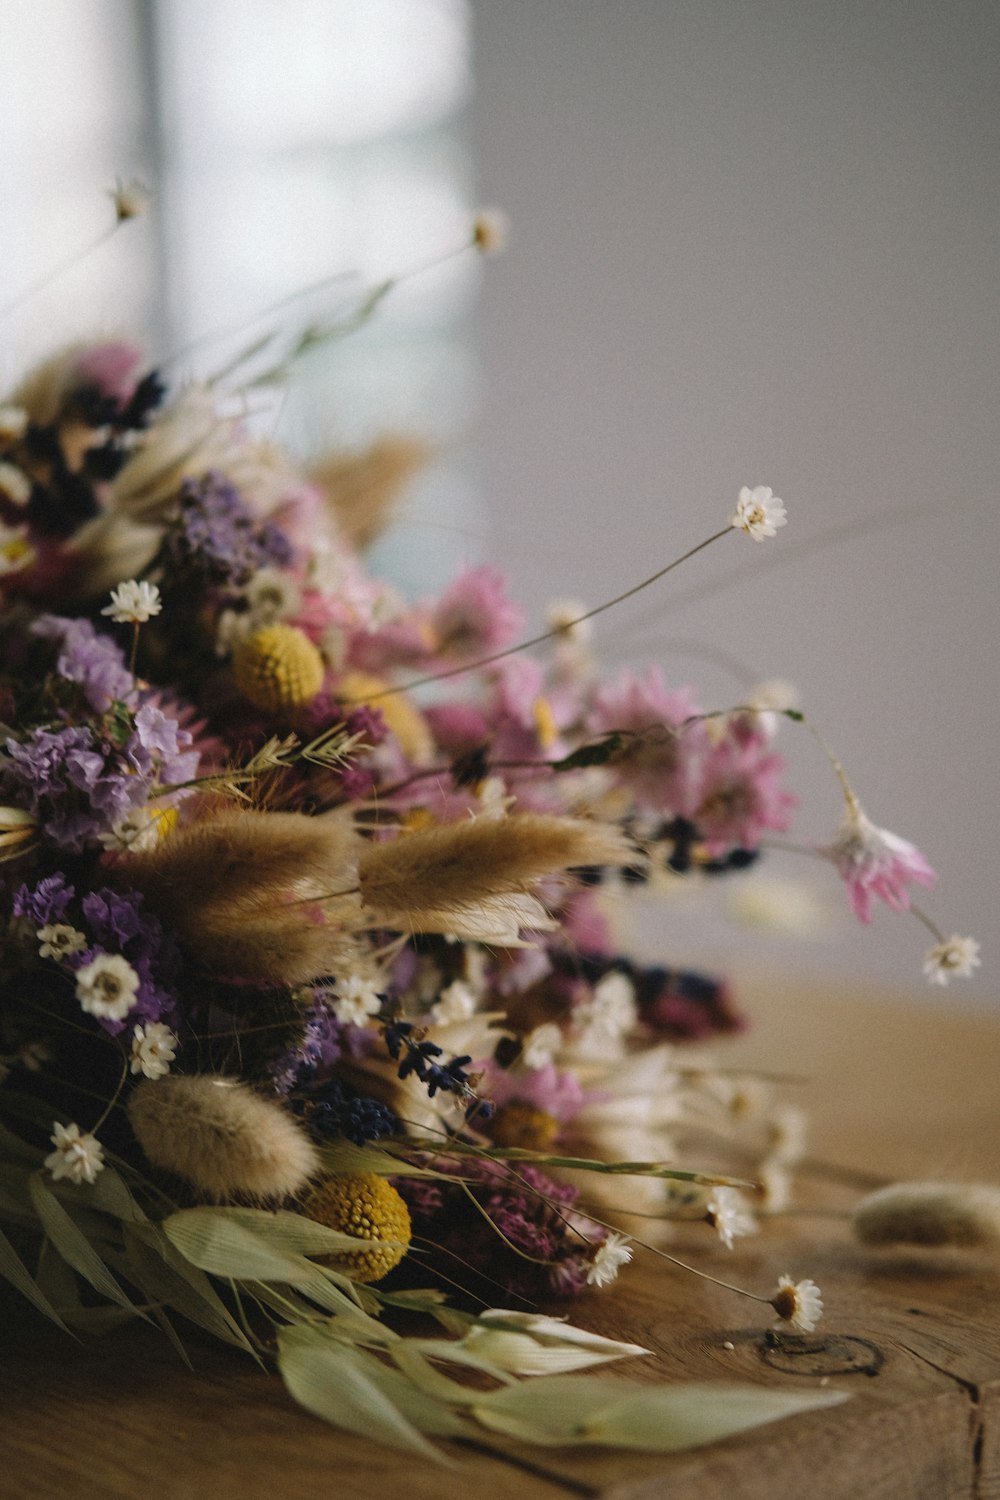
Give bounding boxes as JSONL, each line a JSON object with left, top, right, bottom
{"left": 694, "top": 739, "right": 795, "bottom": 853}
{"left": 429, "top": 565, "right": 524, "bottom": 659}
{"left": 587, "top": 667, "right": 705, "bottom": 814}
{"left": 825, "top": 807, "right": 936, "bottom": 923}
{"left": 74, "top": 341, "right": 144, "bottom": 406}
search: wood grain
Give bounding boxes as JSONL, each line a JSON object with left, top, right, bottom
{"left": 3, "top": 980, "right": 999, "bottom": 1500}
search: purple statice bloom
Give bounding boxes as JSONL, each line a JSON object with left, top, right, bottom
{"left": 12, "top": 873, "right": 75, "bottom": 926}
{"left": 1, "top": 724, "right": 147, "bottom": 851}
{"left": 126, "top": 703, "right": 199, "bottom": 787}
{"left": 164, "top": 471, "right": 293, "bottom": 587}
{"left": 70, "top": 888, "right": 181, "bottom": 1036}
{"left": 32, "top": 615, "right": 133, "bottom": 712}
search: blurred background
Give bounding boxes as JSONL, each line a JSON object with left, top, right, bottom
{"left": 1, "top": 0, "right": 996, "bottom": 998}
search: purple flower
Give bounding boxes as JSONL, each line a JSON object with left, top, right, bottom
{"left": 2, "top": 725, "right": 145, "bottom": 850}
{"left": 33, "top": 615, "right": 133, "bottom": 712}
{"left": 12, "top": 872, "right": 75, "bottom": 926}
{"left": 126, "top": 704, "right": 199, "bottom": 787}
{"left": 269, "top": 994, "right": 345, "bottom": 1094}
{"left": 164, "top": 471, "right": 293, "bottom": 587}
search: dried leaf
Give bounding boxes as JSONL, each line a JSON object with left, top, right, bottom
{"left": 472, "top": 1376, "right": 847, "bottom": 1450}
{"left": 27, "top": 1174, "right": 136, "bottom": 1312}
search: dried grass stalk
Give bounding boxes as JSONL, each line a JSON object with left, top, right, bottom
{"left": 122, "top": 808, "right": 361, "bottom": 984}
{"left": 308, "top": 436, "right": 429, "bottom": 550}
{"left": 128, "top": 1075, "right": 319, "bottom": 1200}
{"left": 358, "top": 814, "right": 632, "bottom": 931}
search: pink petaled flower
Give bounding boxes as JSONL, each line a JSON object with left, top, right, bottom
{"left": 825, "top": 806, "right": 936, "bottom": 923}
{"left": 74, "top": 341, "right": 144, "bottom": 407}
{"left": 694, "top": 738, "right": 795, "bottom": 853}
{"left": 587, "top": 667, "right": 705, "bottom": 814}
{"left": 429, "top": 565, "right": 525, "bottom": 659}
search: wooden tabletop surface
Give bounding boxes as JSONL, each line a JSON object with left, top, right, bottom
{"left": 4, "top": 979, "right": 999, "bottom": 1500}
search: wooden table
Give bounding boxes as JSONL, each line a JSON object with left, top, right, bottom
{"left": 4, "top": 980, "right": 999, "bottom": 1499}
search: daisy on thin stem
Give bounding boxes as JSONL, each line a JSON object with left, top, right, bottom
{"left": 101, "top": 579, "right": 162, "bottom": 673}
{"left": 347, "top": 486, "right": 787, "bottom": 708}
{"left": 0, "top": 178, "right": 149, "bottom": 324}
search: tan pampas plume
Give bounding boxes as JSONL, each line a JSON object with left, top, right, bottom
{"left": 853, "top": 1182, "right": 1000, "bottom": 1250}
{"left": 121, "top": 808, "right": 362, "bottom": 984}
{"left": 357, "top": 813, "right": 634, "bottom": 938}
{"left": 128, "top": 1076, "right": 319, "bottom": 1201}
{"left": 308, "top": 435, "right": 429, "bottom": 550}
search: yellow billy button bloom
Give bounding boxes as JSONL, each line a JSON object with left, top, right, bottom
{"left": 300, "top": 1172, "right": 411, "bottom": 1284}
{"left": 232, "top": 623, "right": 325, "bottom": 712}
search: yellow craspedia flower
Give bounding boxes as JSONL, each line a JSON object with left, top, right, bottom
{"left": 301, "top": 1172, "right": 411, "bottom": 1283}
{"left": 336, "top": 670, "right": 432, "bottom": 763}
{"left": 232, "top": 623, "right": 325, "bottom": 712}
{"left": 490, "top": 1102, "right": 560, "bottom": 1152}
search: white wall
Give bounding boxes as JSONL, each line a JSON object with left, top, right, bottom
{"left": 468, "top": 0, "right": 999, "bottom": 997}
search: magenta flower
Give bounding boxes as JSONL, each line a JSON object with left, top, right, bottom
{"left": 825, "top": 807, "right": 936, "bottom": 923}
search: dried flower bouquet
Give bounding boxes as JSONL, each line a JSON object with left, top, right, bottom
{"left": 0, "top": 192, "right": 979, "bottom": 1458}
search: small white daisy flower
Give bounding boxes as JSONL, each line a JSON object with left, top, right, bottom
{"left": 546, "top": 598, "right": 593, "bottom": 645}
{"left": 923, "top": 934, "right": 981, "bottom": 986}
{"left": 731, "top": 485, "right": 787, "bottom": 541}
{"left": 130, "top": 1022, "right": 178, "bottom": 1080}
{"left": 37, "top": 923, "right": 87, "bottom": 962}
{"left": 97, "top": 806, "right": 168, "bottom": 854}
{"left": 331, "top": 974, "right": 383, "bottom": 1026}
{"left": 771, "top": 1274, "right": 824, "bottom": 1333}
{"left": 44, "top": 1121, "right": 105, "bottom": 1185}
{"left": 706, "top": 1186, "right": 758, "bottom": 1249}
{"left": 101, "top": 579, "right": 162, "bottom": 624}
{"left": 75, "top": 953, "right": 140, "bottom": 1021}
{"left": 244, "top": 567, "right": 302, "bottom": 627}
{"left": 586, "top": 1231, "right": 634, "bottom": 1289}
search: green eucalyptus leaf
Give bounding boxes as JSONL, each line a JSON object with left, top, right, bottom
{"left": 472, "top": 1376, "right": 847, "bottom": 1450}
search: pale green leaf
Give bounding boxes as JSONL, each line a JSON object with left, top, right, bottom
{"left": 276, "top": 1323, "right": 454, "bottom": 1459}
{"left": 202, "top": 1205, "right": 396, "bottom": 1258}
{"left": 119, "top": 1222, "right": 256, "bottom": 1353}
{"left": 163, "top": 1207, "right": 386, "bottom": 1330}
{"left": 472, "top": 1376, "right": 847, "bottom": 1450}
{"left": 0, "top": 1223, "right": 69, "bottom": 1330}
{"left": 319, "top": 1140, "right": 441, "bottom": 1178}
{"left": 27, "top": 1173, "right": 136, "bottom": 1311}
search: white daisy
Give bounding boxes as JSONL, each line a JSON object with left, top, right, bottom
{"left": 923, "top": 935, "right": 981, "bottom": 986}
{"left": 130, "top": 1022, "right": 178, "bottom": 1080}
{"left": 706, "top": 1186, "right": 758, "bottom": 1249}
{"left": 771, "top": 1274, "right": 824, "bottom": 1333}
{"left": 731, "top": 485, "right": 787, "bottom": 541}
{"left": 586, "top": 1231, "right": 634, "bottom": 1289}
{"left": 0, "top": 461, "right": 31, "bottom": 507}
{"left": 520, "top": 1021, "right": 563, "bottom": 1071}
{"left": 101, "top": 578, "right": 162, "bottom": 624}
{"left": 430, "top": 979, "right": 478, "bottom": 1024}
{"left": 44, "top": 1122, "right": 105, "bottom": 1185}
{"left": 75, "top": 953, "right": 140, "bottom": 1021}
{"left": 331, "top": 973, "right": 383, "bottom": 1026}
{"left": 37, "top": 923, "right": 87, "bottom": 962}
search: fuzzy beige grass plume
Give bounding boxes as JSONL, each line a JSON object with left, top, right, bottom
{"left": 853, "top": 1182, "right": 1000, "bottom": 1249}
{"left": 128, "top": 1075, "right": 319, "bottom": 1200}
{"left": 308, "top": 435, "right": 429, "bottom": 550}
{"left": 121, "top": 808, "right": 361, "bottom": 984}
{"left": 357, "top": 813, "right": 634, "bottom": 937}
